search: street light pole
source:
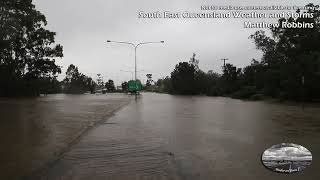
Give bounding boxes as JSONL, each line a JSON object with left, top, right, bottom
{"left": 107, "top": 40, "right": 164, "bottom": 97}
{"left": 135, "top": 46, "right": 137, "bottom": 81}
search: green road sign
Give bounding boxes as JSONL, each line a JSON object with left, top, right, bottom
{"left": 128, "top": 80, "right": 142, "bottom": 91}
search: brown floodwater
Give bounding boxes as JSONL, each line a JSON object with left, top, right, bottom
{"left": 1, "top": 93, "right": 320, "bottom": 180}
{"left": 33, "top": 93, "right": 320, "bottom": 180}
{"left": 0, "top": 94, "right": 132, "bottom": 180}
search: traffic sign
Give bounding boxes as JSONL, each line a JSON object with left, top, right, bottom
{"left": 128, "top": 80, "right": 142, "bottom": 91}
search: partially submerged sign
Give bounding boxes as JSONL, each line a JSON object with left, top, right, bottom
{"left": 262, "top": 143, "right": 312, "bottom": 173}
{"left": 128, "top": 80, "right": 142, "bottom": 92}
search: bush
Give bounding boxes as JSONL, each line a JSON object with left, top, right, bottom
{"left": 206, "top": 86, "right": 223, "bottom": 96}
{"left": 250, "top": 94, "right": 266, "bottom": 101}
{"left": 231, "top": 86, "right": 256, "bottom": 99}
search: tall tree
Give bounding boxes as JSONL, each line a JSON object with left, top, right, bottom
{"left": 221, "top": 63, "right": 242, "bottom": 94}
{"left": 189, "top": 53, "right": 199, "bottom": 71}
{"left": 105, "top": 79, "right": 115, "bottom": 92}
{"left": 63, "top": 64, "right": 96, "bottom": 94}
{"left": 250, "top": 4, "right": 320, "bottom": 99}
{"left": 0, "top": 0, "right": 63, "bottom": 96}
{"left": 171, "top": 62, "right": 196, "bottom": 95}
{"left": 146, "top": 74, "right": 153, "bottom": 86}
{"left": 121, "top": 81, "right": 128, "bottom": 92}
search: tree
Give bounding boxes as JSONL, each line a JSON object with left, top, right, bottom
{"left": 0, "top": 0, "right": 63, "bottom": 96}
{"left": 84, "top": 77, "right": 96, "bottom": 94}
{"left": 189, "top": 53, "right": 199, "bottom": 71}
{"left": 105, "top": 79, "right": 115, "bottom": 92}
{"left": 146, "top": 74, "right": 153, "bottom": 86}
{"left": 170, "top": 53, "right": 203, "bottom": 94}
{"left": 194, "top": 70, "right": 208, "bottom": 94}
{"left": 171, "top": 62, "right": 196, "bottom": 94}
{"left": 155, "top": 76, "right": 173, "bottom": 93}
{"left": 121, "top": 81, "right": 128, "bottom": 92}
{"left": 127, "top": 3, "right": 320, "bottom": 101}
{"left": 38, "top": 76, "right": 62, "bottom": 95}
{"left": 96, "top": 74, "right": 104, "bottom": 89}
{"left": 64, "top": 65, "right": 79, "bottom": 83}
{"left": 63, "top": 64, "right": 96, "bottom": 94}
{"left": 220, "top": 63, "right": 242, "bottom": 94}
{"left": 250, "top": 4, "right": 320, "bottom": 100}
{"left": 241, "top": 59, "right": 265, "bottom": 90}
{"left": 205, "top": 70, "right": 221, "bottom": 96}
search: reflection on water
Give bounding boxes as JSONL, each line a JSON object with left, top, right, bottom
{"left": 39, "top": 93, "right": 320, "bottom": 180}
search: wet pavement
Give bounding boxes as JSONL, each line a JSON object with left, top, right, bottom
{"left": 0, "top": 94, "right": 132, "bottom": 180}
{"left": 32, "top": 93, "right": 320, "bottom": 180}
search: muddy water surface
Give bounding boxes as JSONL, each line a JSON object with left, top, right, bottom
{"left": 0, "top": 94, "right": 132, "bottom": 179}
{"left": 38, "top": 93, "right": 320, "bottom": 180}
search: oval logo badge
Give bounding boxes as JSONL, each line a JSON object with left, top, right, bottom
{"left": 262, "top": 143, "right": 312, "bottom": 173}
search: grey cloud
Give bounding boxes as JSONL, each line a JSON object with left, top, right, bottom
{"left": 33, "top": 0, "right": 315, "bottom": 85}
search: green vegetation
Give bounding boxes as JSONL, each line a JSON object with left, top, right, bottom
{"left": 63, "top": 64, "right": 96, "bottom": 94}
{"left": 0, "top": 0, "right": 121, "bottom": 96}
{"left": 105, "top": 79, "right": 116, "bottom": 92}
{"left": 121, "top": 81, "right": 128, "bottom": 92}
{"left": 155, "top": 4, "right": 320, "bottom": 102}
{"left": 0, "top": 0, "right": 63, "bottom": 96}
{"left": 1, "top": 1, "right": 319, "bottom": 101}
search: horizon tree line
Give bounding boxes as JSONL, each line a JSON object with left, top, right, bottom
{"left": 1, "top": 1, "right": 319, "bottom": 101}
{"left": 155, "top": 4, "right": 320, "bottom": 101}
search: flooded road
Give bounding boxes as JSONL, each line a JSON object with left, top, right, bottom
{"left": 0, "top": 94, "right": 132, "bottom": 180}
{"left": 35, "top": 93, "right": 320, "bottom": 180}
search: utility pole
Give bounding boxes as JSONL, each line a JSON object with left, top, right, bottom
{"left": 221, "top": 58, "right": 229, "bottom": 69}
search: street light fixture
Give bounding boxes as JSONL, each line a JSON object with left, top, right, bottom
{"left": 106, "top": 40, "right": 164, "bottom": 95}
{"left": 120, "top": 69, "right": 146, "bottom": 80}
{"left": 120, "top": 70, "right": 134, "bottom": 80}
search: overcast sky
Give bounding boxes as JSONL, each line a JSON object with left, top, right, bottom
{"left": 33, "top": 0, "right": 313, "bottom": 85}
{"left": 262, "top": 143, "right": 312, "bottom": 161}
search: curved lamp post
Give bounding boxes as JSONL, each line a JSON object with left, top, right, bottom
{"left": 106, "top": 40, "right": 164, "bottom": 83}
{"left": 120, "top": 69, "right": 146, "bottom": 81}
